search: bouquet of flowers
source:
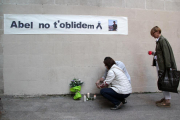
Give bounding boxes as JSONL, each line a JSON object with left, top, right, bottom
{"left": 70, "top": 78, "right": 83, "bottom": 100}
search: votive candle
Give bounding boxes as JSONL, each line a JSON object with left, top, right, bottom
{"left": 84, "top": 95, "right": 86, "bottom": 102}
{"left": 87, "top": 93, "right": 90, "bottom": 98}
{"left": 94, "top": 95, "right": 96, "bottom": 99}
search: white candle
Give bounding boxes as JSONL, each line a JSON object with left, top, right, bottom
{"left": 94, "top": 95, "right": 96, "bottom": 99}
{"left": 84, "top": 95, "right": 86, "bottom": 102}
{"left": 87, "top": 93, "right": 90, "bottom": 98}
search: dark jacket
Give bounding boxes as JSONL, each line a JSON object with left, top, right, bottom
{"left": 152, "top": 35, "right": 177, "bottom": 70}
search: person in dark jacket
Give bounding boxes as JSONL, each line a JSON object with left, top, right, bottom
{"left": 112, "top": 21, "right": 117, "bottom": 31}
{"left": 149, "top": 26, "right": 177, "bottom": 107}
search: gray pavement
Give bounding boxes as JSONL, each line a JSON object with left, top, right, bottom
{"left": 0, "top": 93, "right": 180, "bottom": 120}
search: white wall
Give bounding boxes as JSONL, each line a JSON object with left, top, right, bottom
{"left": 0, "top": 0, "right": 180, "bottom": 95}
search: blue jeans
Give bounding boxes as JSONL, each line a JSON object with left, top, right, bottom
{"left": 100, "top": 88, "right": 130, "bottom": 105}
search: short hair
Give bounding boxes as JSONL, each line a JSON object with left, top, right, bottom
{"left": 104, "top": 57, "right": 116, "bottom": 70}
{"left": 150, "top": 26, "right": 161, "bottom": 36}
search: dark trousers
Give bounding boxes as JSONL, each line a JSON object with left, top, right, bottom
{"left": 100, "top": 88, "right": 130, "bottom": 105}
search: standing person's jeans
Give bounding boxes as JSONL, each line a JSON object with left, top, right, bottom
{"left": 100, "top": 88, "right": 130, "bottom": 105}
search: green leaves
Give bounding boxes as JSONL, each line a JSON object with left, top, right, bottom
{"left": 70, "top": 78, "right": 83, "bottom": 87}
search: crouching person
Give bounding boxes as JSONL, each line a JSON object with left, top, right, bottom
{"left": 97, "top": 57, "right": 132, "bottom": 110}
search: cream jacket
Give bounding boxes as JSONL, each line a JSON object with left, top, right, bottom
{"left": 102, "top": 64, "right": 132, "bottom": 94}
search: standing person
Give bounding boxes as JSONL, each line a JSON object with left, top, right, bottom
{"left": 112, "top": 21, "right": 117, "bottom": 31}
{"left": 149, "top": 26, "right": 177, "bottom": 107}
{"left": 96, "top": 57, "right": 132, "bottom": 110}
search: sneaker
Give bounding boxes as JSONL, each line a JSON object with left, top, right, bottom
{"left": 122, "top": 99, "right": 127, "bottom": 104}
{"left": 111, "top": 102, "right": 123, "bottom": 110}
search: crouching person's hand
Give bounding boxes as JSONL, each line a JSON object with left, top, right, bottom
{"left": 96, "top": 78, "right": 104, "bottom": 89}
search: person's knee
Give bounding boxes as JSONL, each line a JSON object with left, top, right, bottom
{"left": 100, "top": 89, "right": 105, "bottom": 95}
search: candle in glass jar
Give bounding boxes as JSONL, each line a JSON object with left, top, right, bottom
{"left": 87, "top": 93, "right": 90, "bottom": 98}
{"left": 94, "top": 95, "right": 96, "bottom": 99}
{"left": 84, "top": 95, "right": 86, "bottom": 102}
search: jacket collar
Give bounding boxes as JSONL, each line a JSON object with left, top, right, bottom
{"left": 110, "top": 64, "right": 123, "bottom": 71}
{"left": 156, "top": 35, "right": 163, "bottom": 43}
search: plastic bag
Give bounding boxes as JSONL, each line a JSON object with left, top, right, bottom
{"left": 70, "top": 86, "right": 82, "bottom": 100}
{"left": 158, "top": 69, "right": 180, "bottom": 93}
{"left": 70, "top": 86, "right": 81, "bottom": 92}
{"left": 73, "top": 91, "right": 82, "bottom": 100}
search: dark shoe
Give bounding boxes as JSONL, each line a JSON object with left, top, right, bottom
{"left": 122, "top": 99, "right": 127, "bottom": 104}
{"left": 111, "top": 102, "right": 123, "bottom": 110}
{"left": 156, "top": 100, "right": 171, "bottom": 107}
{"left": 155, "top": 98, "right": 165, "bottom": 104}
